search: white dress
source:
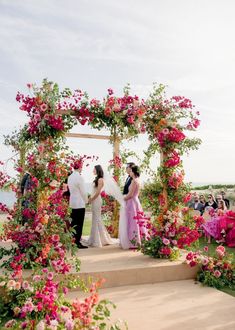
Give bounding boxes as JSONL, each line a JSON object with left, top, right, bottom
{"left": 87, "top": 186, "right": 117, "bottom": 247}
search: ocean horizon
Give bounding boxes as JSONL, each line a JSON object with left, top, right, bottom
{"left": 1, "top": 181, "right": 234, "bottom": 207}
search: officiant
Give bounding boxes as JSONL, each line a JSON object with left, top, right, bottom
{"left": 123, "top": 162, "right": 135, "bottom": 195}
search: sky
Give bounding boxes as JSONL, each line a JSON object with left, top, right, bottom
{"left": 0, "top": 0, "right": 235, "bottom": 184}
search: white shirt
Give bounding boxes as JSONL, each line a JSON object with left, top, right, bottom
{"left": 68, "top": 171, "right": 88, "bottom": 209}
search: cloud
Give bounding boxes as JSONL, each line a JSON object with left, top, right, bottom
{"left": 0, "top": 0, "right": 235, "bottom": 183}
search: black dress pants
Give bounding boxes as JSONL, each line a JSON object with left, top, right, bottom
{"left": 71, "top": 208, "right": 85, "bottom": 245}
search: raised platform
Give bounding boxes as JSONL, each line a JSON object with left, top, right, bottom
{"left": 1, "top": 241, "right": 235, "bottom": 329}
{"left": 0, "top": 241, "right": 198, "bottom": 289}
{"left": 75, "top": 244, "right": 198, "bottom": 289}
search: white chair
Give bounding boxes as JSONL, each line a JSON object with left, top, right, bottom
{"left": 192, "top": 210, "right": 201, "bottom": 217}
{"left": 188, "top": 209, "right": 201, "bottom": 217}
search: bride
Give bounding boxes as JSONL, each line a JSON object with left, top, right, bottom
{"left": 87, "top": 164, "right": 130, "bottom": 249}
{"left": 87, "top": 165, "right": 117, "bottom": 247}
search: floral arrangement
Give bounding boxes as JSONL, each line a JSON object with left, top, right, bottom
{"left": 0, "top": 141, "right": 90, "bottom": 271}
{"left": 138, "top": 210, "right": 202, "bottom": 260}
{"left": 16, "top": 80, "right": 94, "bottom": 142}
{"left": 100, "top": 191, "right": 115, "bottom": 236}
{"left": 0, "top": 269, "right": 126, "bottom": 329}
{"left": 0, "top": 80, "right": 128, "bottom": 329}
{"left": 137, "top": 84, "right": 202, "bottom": 259}
{"left": 186, "top": 246, "right": 235, "bottom": 290}
{"left": 89, "top": 86, "right": 146, "bottom": 139}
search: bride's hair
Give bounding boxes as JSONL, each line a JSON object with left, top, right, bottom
{"left": 94, "top": 165, "right": 104, "bottom": 187}
{"left": 131, "top": 165, "right": 140, "bottom": 177}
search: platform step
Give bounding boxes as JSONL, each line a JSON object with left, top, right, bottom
{"left": 0, "top": 243, "right": 198, "bottom": 289}
{"left": 68, "top": 244, "right": 198, "bottom": 289}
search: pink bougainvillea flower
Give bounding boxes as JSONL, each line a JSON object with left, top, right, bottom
{"left": 40, "top": 103, "right": 48, "bottom": 112}
{"left": 162, "top": 237, "right": 170, "bottom": 245}
{"left": 51, "top": 234, "right": 60, "bottom": 243}
{"left": 47, "top": 272, "right": 54, "bottom": 280}
{"left": 201, "top": 257, "right": 209, "bottom": 266}
{"left": 203, "top": 246, "right": 209, "bottom": 252}
{"left": 4, "top": 320, "right": 17, "bottom": 328}
{"left": 214, "top": 270, "right": 221, "bottom": 278}
{"left": 107, "top": 88, "right": 114, "bottom": 95}
{"left": 215, "top": 245, "right": 225, "bottom": 258}
{"left": 127, "top": 116, "right": 135, "bottom": 124}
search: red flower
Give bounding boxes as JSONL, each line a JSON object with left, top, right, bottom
{"left": 127, "top": 116, "right": 135, "bottom": 124}
{"left": 164, "top": 151, "right": 181, "bottom": 168}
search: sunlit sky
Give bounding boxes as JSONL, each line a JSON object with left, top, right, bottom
{"left": 0, "top": 0, "right": 235, "bottom": 184}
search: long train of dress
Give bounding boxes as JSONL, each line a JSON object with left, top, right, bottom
{"left": 87, "top": 191, "right": 117, "bottom": 247}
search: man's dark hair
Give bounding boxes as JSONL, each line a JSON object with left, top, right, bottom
{"left": 126, "top": 162, "right": 135, "bottom": 168}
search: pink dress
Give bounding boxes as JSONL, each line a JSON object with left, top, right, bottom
{"left": 219, "top": 211, "right": 235, "bottom": 247}
{"left": 125, "top": 180, "right": 146, "bottom": 248}
{"left": 202, "top": 215, "right": 222, "bottom": 240}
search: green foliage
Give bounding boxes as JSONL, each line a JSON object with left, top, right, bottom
{"left": 140, "top": 177, "right": 162, "bottom": 214}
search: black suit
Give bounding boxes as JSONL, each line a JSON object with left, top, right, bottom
{"left": 123, "top": 176, "right": 132, "bottom": 195}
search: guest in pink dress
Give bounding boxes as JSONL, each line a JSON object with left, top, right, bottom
{"left": 219, "top": 210, "right": 235, "bottom": 247}
{"left": 202, "top": 200, "right": 227, "bottom": 243}
{"left": 124, "top": 165, "right": 146, "bottom": 248}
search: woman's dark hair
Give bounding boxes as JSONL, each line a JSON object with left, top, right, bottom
{"left": 94, "top": 165, "right": 104, "bottom": 187}
{"left": 131, "top": 165, "right": 140, "bottom": 177}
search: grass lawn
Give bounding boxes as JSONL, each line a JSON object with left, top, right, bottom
{"left": 82, "top": 218, "right": 92, "bottom": 236}
{"left": 195, "top": 237, "right": 235, "bottom": 261}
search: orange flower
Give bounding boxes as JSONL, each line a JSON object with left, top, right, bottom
{"left": 40, "top": 214, "right": 49, "bottom": 225}
{"left": 42, "top": 243, "right": 51, "bottom": 258}
{"left": 159, "top": 118, "right": 168, "bottom": 127}
{"left": 35, "top": 96, "right": 43, "bottom": 105}
{"left": 137, "top": 107, "right": 146, "bottom": 116}
{"left": 156, "top": 214, "right": 164, "bottom": 223}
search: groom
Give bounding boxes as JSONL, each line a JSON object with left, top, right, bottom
{"left": 123, "top": 162, "right": 135, "bottom": 195}
{"left": 68, "top": 161, "right": 88, "bottom": 249}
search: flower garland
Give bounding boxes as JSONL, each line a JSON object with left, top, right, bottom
{"left": 139, "top": 84, "right": 202, "bottom": 259}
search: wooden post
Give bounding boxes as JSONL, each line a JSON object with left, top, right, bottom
{"left": 18, "top": 146, "right": 26, "bottom": 210}
{"left": 19, "top": 147, "right": 26, "bottom": 179}
{"left": 111, "top": 129, "right": 121, "bottom": 238}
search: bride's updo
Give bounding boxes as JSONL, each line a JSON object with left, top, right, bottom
{"left": 94, "top": 165, "right": 104, "bottom": 187}
{"left": 131, "top": 165, "right": 140, "bottom": 178}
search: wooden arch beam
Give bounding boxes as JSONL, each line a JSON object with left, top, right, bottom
{"left": 65, "top": 132, "right": 111, "bottom": 140}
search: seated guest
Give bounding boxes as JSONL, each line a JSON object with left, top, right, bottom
{"left": 189, "top": 193, "right": 205, "bottom": 214}
{"left": 199, "top": 194, "right": 206, "bottom": 214}
{"left": 217, "top": 199, "right": 227, "bottom": 212}
{"left": 205, "top": 194, "right": 217, "bottom": 211}
{"left": 221, "top": 191, "right": 230, "bottom": 209}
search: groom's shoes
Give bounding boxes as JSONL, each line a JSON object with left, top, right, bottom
{"left": 77, "top": 242, "right": 88, "bottom": 249}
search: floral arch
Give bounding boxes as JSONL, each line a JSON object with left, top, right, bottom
{"left": 1, "top": 79, "right": 201, "bottom": 269}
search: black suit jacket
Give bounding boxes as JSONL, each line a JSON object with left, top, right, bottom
{"left": 123, "top": 176, "right": 132, "bottom": 195}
